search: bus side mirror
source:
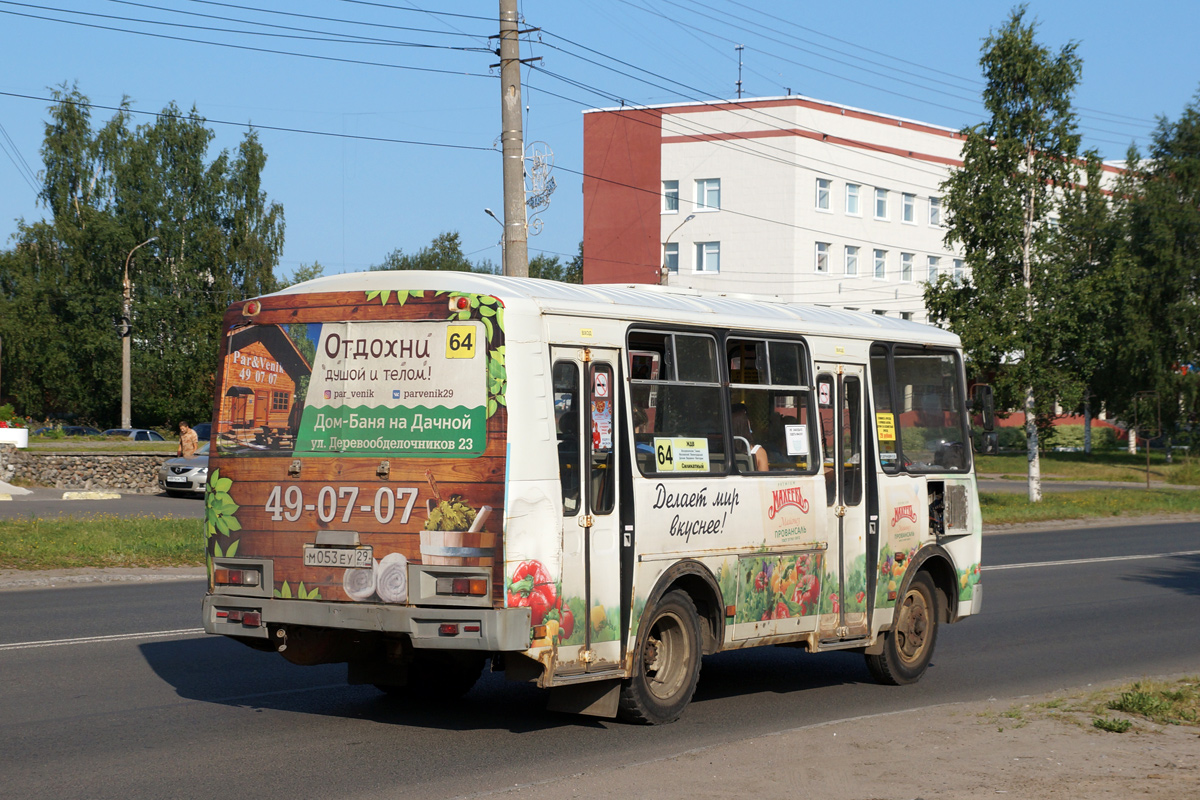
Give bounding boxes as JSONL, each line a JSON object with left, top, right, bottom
{"left": 974, "top": 384, "right": 995, "bottom": 432}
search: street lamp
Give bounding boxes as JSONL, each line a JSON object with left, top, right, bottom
{"left": 484, "top": 208, "right": 505, "bottom": 274}
{"left": 661, "top": 214, "right": 696, "bottom": 286}
{"left": 121, "top": 236, "right": 157, "bottom": 429}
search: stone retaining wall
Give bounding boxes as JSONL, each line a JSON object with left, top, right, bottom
{"left": 0, "top": 445, "right": 162, "bottom": 492}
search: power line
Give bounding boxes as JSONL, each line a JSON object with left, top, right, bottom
{"left": 177, "top": 0, "right": 488, "bottom": 40}
{"left": 0, "top": 118, "right": 40, "bottom": 193}
{"left": 0, "top": 90, "right": 498, "bottom": 153}
{"left": 0, "top": 1, "right": 492, "bottom": 51}
{"left": 0, "top": 7, "right": 496, "bottom": 79}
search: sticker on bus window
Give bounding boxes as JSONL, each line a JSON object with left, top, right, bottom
{"left": 592, "top": 399, "right": 613, "bottom": 451}
{"left": 593, "top": 371, "right": 609, "bottom": 398}
{"left": 653, "top": 437, "right": 710, "bottom": 472}
{"left": 784, "top": 424, "right": 809, "bottom": 456}
{"left": 875, "top": 412, "right": 897, "bottom": 441}
{"left": 818, "top": 382, "right": 831, "bottom": 406}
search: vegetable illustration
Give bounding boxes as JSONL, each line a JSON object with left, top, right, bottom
{"left": 558, "top": 605, "right": 575, "bottom": 639}
{"left": 508, "top": 559, "right": 558, "bottom": 625}
{"left": 590, "top": 603, "right": 607, "bottom": 633}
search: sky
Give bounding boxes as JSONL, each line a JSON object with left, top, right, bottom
{"left": 1, "top": 1, "right": 1198, "bottom": 282}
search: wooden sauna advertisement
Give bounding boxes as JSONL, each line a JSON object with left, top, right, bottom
{"left": 208, "top": 291, "right": 507, "bottom": 604}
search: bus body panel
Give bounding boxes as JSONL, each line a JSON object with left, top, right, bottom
{"left": 203, "top": 272, "right": 983, "bottom": 714}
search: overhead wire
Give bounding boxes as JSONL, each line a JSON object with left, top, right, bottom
{"left": 0, "top": 1, "right": 493, "bottom": 51}
{"left": 0, "top": 118, "right": 40, "bottom": 194}
{"left": 610, "top": 0, "right": 1147, "bottom": 146}
{"left": 0, "top": 90, "right": 499, "bottom": 153}
{"left": 0, "top": 6, "right": 497, "bottom": 79}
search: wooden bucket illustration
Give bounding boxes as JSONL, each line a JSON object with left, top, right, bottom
{"left": 419, "top": 501, "right": 496, "bottom": 567}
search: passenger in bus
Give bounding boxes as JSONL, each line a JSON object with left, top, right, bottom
{"left": 731, "top": 403, "right": 768, "bottom": 472}
{"left": 764, "top": 412, "right": 790, "bottom": 467}
{"left": 558, "top": 411, "right": 581, "bottom": 512}
{"left": 631, "top": 408, "right": 654, "bottom": 454}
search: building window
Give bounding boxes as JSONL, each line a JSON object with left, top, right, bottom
{"left": 900, "top": 312, "right": 914, "bottom": 321}
{"left": 874, "top": 188, "right": 888, "bottom": 220}
{"left": 696, "top": 241, "right": 721, "bottom": 272}
{"left": 844, "top": 245, "right": 859, "bottom": 276}
{"left": 846, "top": 183, "right": 860, "bottom": 215}
{"left": 902, "top": 193, "right": 915, "bottom": 223}
{"left": 927, "top": 255, "right": 940, "bottom": 282}
{"left": 664, "top": 242, "right": 679, "bottom": 273}
{"left": 873, "top": 249, "right": 887, "bottom": 280}
{"left": 815, "top": 242, "right": 830, "bottom": 273}
{"left": 953, "top": 258, "right": 965, "bottom": 283}
{"left": 272, "top": 391, "right": 289, "bottom": 412}
{"left": 929, "top": 196, "right": 942, "bottom": 226}
{"left": 696, "top": 178, "right": 721, "bottom": 211}
{"left": 816, "top": 178, "right": 831, "bottom": 211}
{"left": 900, "top": 252, "right": 913, "bottom": 282}
{"left": 873, "top": 309, "right": 887, "bottom": 316}
{"left": 663, "top": 180, "right": 679, "bottom": 213}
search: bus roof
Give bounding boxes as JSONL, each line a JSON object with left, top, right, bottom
{"left": 269, "top": 271, "right": 960, "bottom": 347}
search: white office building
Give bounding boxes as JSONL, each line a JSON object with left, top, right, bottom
{"left": 582, "top": 94, "right": 971, "bottom": 321}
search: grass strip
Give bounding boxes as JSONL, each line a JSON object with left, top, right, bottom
{"left": 975, "top": 452, "right": 1200, "bottom": 486}
{"left": 0, "top": 514, "right": 204, "bottom": 570}
{"left": 981, "top": 488, "right": 1200, "bottom": 525}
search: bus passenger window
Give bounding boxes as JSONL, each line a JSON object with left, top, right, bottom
{"left": 553, "top": 361, "right": 581, "bottom": 515}
{"left": 628, "top": 331, "right": 724, "bottom": 476}
{"left": 728, "top": 337, "right": 816, "bottom": 474}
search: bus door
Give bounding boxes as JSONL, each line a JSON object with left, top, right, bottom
{"left": 550, "top": 346, "right": 623, "bottom": 674}
{"left": 815, "top": 363, "right": 869, "bottom": 641}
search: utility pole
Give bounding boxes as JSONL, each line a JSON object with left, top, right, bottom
{"left": 498, "top": 0, "right": 528, "bottom": 277}
{"left": 735, "top": 45, "right": 744, "bottom": 99}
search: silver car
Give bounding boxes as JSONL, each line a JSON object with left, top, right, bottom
{"left": 158, "top": 442, "right": 210, "bottom": 496}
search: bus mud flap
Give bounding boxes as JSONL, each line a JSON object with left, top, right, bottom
{"left": 547, "top": 678, "right": 621, "bottom": 718}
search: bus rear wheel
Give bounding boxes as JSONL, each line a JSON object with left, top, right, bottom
{"left": 618, "top": 590, "right": 702, "bottom": 724}
{"left": 866, "top": 571, "right": 939, "bottom": 686}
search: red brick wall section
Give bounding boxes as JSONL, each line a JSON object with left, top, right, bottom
{"left": 583, "top": 108, "right": 662, "bottom": 284}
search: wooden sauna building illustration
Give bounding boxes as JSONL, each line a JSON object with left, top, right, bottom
{"left": 216, "top": 324, "right": 312, "bottom": 450}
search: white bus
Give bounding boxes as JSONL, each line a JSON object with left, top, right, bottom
{"left": 202, "top": 272, "right": 985, "bottom": 723}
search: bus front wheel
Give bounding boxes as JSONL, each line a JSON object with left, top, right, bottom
{"left": 618, "top": 590, "right": 702, "bottom": 724}
{"left": 866, "top": 571, "right": 939, "bottom": 686}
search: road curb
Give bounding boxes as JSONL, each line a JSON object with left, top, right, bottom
{"left": 61, "top": 491, "right": 121, "bottom": 500}
{"left": 0, "top": 494, "right": 10, "bottom": 501}
{"left": 0, "top": 568, "right": 206, "bottom": 591}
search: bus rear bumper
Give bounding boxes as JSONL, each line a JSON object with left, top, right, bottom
{"left": 202, "top": 594, "right": 532, "bottom": 652}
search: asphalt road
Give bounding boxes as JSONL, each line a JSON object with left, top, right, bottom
{"left": 1, "top": 520, "right": 1197, "bottom": 799}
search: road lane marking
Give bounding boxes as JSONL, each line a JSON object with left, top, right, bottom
{"left": 985, "top": 549, "right": 1200, "bottom": 571}
{"left": 0, "top": 627, "right": 205, "bottom": 652}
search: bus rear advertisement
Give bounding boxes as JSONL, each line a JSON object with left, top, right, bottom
{"left": 201, "top": 272, "right": 986, "bottom": 723}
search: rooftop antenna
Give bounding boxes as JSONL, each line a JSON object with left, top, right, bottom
{"left": 735, "top": 44, "right": 744, "bottom": 99}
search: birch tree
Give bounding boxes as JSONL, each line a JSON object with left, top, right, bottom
{"left": 927, "top": 6, "right": 1083, "bottom": 501}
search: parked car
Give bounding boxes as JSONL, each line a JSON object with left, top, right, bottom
{"left": 103, "top": 428, "right": 166, "bottom": 441}
{"left": 158, "top": 442, "right": 209, "bottom": 496}
{"left": 32, "top": 425, "right": 102, "bottom": 436}
{"left": 192, "top": 422, "right": 212, "bottom": 441}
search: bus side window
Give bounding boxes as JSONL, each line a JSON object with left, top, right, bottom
{"left": 553, "top": 360, "right": 581, "bottom": 515}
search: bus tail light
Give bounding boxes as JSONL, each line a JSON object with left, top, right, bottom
{"left": 435, "top": 577, "right": 488, "bottom": 597}
{"left": 214, "top": 568, "right": 259, "bottom": 587}
{"left": 438, "top": 624, "right": 459, "bottom": 636}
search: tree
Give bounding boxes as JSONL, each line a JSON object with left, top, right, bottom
{"left": 0, "top": 84, "right": 284, "bottom": 426}
{"left": 926, "top": 7, "right": 1083, "bottom": 501}
{"left": 371, "top": 232, "right": 486, "bottom": 273}
{"left": 1103, "top": 94, "right": 1200, "bottom": 450}
{"left": 283, "top": 261, "right": 325, "bottom": 288}
{"left": 1047, "top": 152, "right": 1121, "bottom": 452}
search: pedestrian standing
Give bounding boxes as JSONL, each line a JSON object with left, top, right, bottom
{"left": 178, "top": 421, "right": 199, "bottom": 459}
